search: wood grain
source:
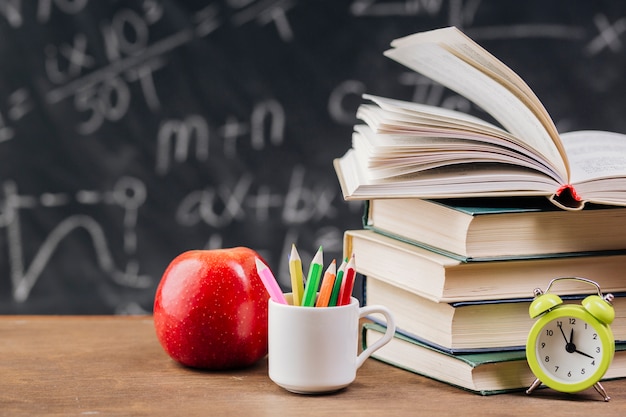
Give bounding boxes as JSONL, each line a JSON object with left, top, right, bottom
{"left": 2, "top": 316, "right": 626, "bottom": 416}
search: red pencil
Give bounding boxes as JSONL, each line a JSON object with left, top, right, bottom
{"left": 338, "top": 255, "right": 356, "bottom": 306}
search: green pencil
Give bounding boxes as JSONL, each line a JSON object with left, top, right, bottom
{"left": 329, "top": 258, "right": 347, "bottom": 307}
{"left": 301, "top": 246, "right": 323, "bottom": 307}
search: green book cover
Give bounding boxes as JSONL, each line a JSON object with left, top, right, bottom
{"left": 362, "top": 198, "right": 626, "bottom": 262}
{"left": 362, "top": 322, "right": 626, "bottom": 395}
{"left": 362, "top": 197, "right": 556, "bottom": 227}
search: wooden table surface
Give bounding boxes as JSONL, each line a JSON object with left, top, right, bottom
{"left": 2, "top": 316, "right": 626, "bottom": 416}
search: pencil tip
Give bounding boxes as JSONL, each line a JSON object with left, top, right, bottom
{"left": 312, "top": 246, "right": 323, "bottom": 263}
{"left": 290, "top": 243, "right": 299, "bottom": 258}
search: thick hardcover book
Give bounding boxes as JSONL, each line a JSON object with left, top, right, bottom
{"left": 363, "top": 276, "right": 626, "bottom": 352}
{"left": 363, "top": 198, "right": 626, "bottom": 260}
{"left": 363, "top": 322, "right": 626, "bottom": 396}
{"left": 334, "top": 27, "right": 626, "bottom": 210}
{"left": 345, "top": 229, "right": 626, "bottom": 303}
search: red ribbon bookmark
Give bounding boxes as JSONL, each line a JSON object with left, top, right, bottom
{"left": 555, "top": 184, "right": 581, "bottom": 201}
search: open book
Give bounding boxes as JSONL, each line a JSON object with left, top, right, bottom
{"left": 333, "top": 27, "right": 626, "bottom": 210}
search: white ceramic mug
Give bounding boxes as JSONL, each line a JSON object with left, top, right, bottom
{"left": 268, "top": 294, "right": 396, "bottom": 394}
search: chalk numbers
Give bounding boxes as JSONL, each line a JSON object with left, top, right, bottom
{"left": 74, "top": 77, "right": 130, "bottom": 135}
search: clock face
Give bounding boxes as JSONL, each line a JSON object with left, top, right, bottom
{"left": 535, "top": 315, "right": 605, "bottom": 384}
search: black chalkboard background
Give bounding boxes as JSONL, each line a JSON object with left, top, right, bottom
{"left": 0, "top": 0, "right": 624, "bottom": 314}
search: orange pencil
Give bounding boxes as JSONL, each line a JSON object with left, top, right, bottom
{"left": 315, "top": 260, "right": 336, "bottom": 307}
{"left": 338, "top": 255, "right": 356, "bottom": 306}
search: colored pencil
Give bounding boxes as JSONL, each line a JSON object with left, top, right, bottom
{"left": 329, "top": 258, "right": 346, "bottom": 307}
{"left": 255, "top": 258, "right": 287, "bottom": 304}
{"left": 288, "top": 244, "right": 305, "bottom": 306}
{"left": 301, "top": 246, "right": 323, "bottom": 307}
{"left": 315, "top": 260, "right": 337, "bottom": 307}
{"left": 338, "top": 254, "right": 356, "bottom": 306}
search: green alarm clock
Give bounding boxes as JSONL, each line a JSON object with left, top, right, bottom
{"left": 525, "top": 277, "right": 615, "bottom": 401}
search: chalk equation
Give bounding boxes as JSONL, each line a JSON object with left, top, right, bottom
{"left": 0, "top": 168, "right": 352, "bottom": 305}
{"left": 155, "top": 100, "right": 285, "bottom": 176}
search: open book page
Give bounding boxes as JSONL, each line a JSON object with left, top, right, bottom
{"left": 356, "top": 104, "right": 516, "bottom": 141}
{"left": 362, "top": 94, "right": 521, "bottom": 143}
{"left": 335, "top": 148, "right": 558, "bottom": 200}
{"left": 352, "top": 125, "right": 561, "bottom": 181}
{"left": 561, "top": 130, "right": 626, "bottom": 203}
{"left": 363, "top": 94, "right": 506, "bottom": 133}
{"left": 390, "top": 27, "right": 563, "bottom": 155}
{"left": 384, "top": 30, "right": 569, "bottom": 185}
{"left": 356, "top": 97, "right": 563, "bottom": 182}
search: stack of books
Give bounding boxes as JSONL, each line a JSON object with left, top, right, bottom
{"left": 346, "top": 199, "right": 626, "bottom": 395}
{"left": 333, "top": 27, "right": 626, "bottom": 395}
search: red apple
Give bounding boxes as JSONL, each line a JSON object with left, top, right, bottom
{"left": 153, "top": 247, "right": 270, "bottom": 369}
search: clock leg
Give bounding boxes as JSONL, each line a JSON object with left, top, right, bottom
{"left": 526, "top": 378, "right": 542, "bottom": 395}
{"left": 592, "top": 382, "right": 610, "bottom": 402}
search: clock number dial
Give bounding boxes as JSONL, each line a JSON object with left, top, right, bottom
{"left": 526, "top": 280, "right": 614, "bottom": 400}
{"left": 536, "top": 316, "right": 602, "bottom": 384}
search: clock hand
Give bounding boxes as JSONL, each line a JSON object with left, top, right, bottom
{"left": 564, "top": 327, "right": 594, "bottom": 358}
{"left": 575, "top": 349, "right": 595, "bottom": 359}
{"left": 558, "top": 324, "right": 568, "bottom": 344}
{"left": 564, "top": 327, "right": 577, "bottom": 354}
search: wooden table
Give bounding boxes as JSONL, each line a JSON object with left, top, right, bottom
{"left": 2, "top": 316, "right": 626, "bottom": 416}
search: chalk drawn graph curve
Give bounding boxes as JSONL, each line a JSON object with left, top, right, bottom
{"left": 11, "top": 214, "right": 151, "bottom": 302}
{"left": 2, "top": 178, "right": 152, "bottom": 303}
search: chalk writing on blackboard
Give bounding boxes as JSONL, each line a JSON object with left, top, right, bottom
{"left": 2, "top": 177, "right": 151, "bottom": 302}
{"left": 231, "top": 0, "right": 297, "bottom": 42}
{"left": 0, "top": 88, "right": 34, "bottom": 143}
{"left": 0, "top": 1, "right": 624, "bottom": 314}
{"left": 155, "top": 101, "right": 285, "bottom": 175}
{"left": 585, "top": 14, "right": 626, "bottom": 56}
{"left": 175, "top": 165, "right": 338, "bottom": 228}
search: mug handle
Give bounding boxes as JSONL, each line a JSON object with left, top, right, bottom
{"left": 356, "top": 304, "right": 396, "bottom": 368}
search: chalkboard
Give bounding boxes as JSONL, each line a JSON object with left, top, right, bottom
{"left": 1, "top": 0, "right": 624, "bottom": 314}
